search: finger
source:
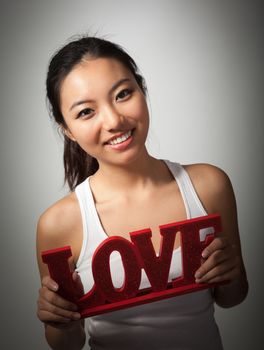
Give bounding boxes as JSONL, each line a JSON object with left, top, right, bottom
{"left": 38, "top": 298, "right": 81, "bottom": 321}
{"left": 196, "top": 249, "right": 231, "bottom": 279}
{"left": 41, "top": 276, "right": 58, "bottom": 292}
{"left": 202, "top": 237, "right": 229, "bottom": 259}
{"left": 72, "top": 271, "right": 79, "bottom": 282}
{"left": 200, "top": 266, "right": 240, "bottom": 284}
{"left": 195, "top": 259, "right": 238, "bottom": 283}
{"left": 37, "top": 309, "right": 73, "bottom": 324}
{"left": 72, "top": 271, "right": 84, "bottom": 297}
{"left": 37, "top": 309, "right": 71, "bottom": 323}
{"left": 39, "top": 287, "right": 78, "bottom": 312}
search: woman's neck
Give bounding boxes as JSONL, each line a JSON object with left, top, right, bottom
{"left": 90, "top": 151, "right": 169, "bottom": 199}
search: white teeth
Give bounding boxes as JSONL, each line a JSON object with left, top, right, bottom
{"left": 109, "top": 130, "right": 132, "bottom": 145}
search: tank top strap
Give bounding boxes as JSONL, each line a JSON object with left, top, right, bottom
{"left": 75, "top": 178, "right": 106, "bottom": 268}
{"left": 75, "top": 179, "right": 90, "bottom": 266}
{"left": 164, "top": 160, "right": 207, "bottom": 219}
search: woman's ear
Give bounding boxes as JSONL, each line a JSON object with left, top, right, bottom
{"left": 60, "top": 125, "right": 76, "bottom": 142}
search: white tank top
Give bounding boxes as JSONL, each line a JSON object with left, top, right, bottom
{"left": 75, "top": 160, "right": 223, "bottom": 350}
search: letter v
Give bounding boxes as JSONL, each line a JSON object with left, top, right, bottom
{"left": 130, "top": 227, "right": 177, "bottom": 292}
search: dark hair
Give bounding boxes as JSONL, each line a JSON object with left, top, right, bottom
{"left": 46, "top": 36, "right": 147, "bottom": 191}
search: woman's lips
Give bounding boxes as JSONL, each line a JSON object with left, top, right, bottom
{"left": 105, "top": 129, "right": 135, "bottom": 150}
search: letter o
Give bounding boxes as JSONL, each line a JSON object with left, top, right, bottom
{"left": 92, "top": 237, "right": 141, "bottom": 302}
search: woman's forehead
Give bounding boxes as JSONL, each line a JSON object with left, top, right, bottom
{"left": 62, "top": 58, "right": 133, "bottom": 92}
{"left": 60, "top": 58, "right": 134, "bottom": 110}
{"left": 70, "top": 58, "right": 131, "bottom": 80}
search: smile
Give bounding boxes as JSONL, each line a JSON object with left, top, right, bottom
{"left": 108, "top": 130, "right": 132, "bottom": 145}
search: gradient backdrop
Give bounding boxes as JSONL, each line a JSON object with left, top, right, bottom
{"left": 1, "top": 0, "right": 263, "bottom": 349}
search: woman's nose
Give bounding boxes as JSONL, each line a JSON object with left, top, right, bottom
{"left": 101, "top": 106, "right": 124, "bottom": 131}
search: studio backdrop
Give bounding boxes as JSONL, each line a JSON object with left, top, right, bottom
{"left": 0, "top": 1, "right": 263, "bottom": 349}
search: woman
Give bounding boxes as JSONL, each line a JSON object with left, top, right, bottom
{"left": 37, "top": 36, "right": 248, "bottom": 350}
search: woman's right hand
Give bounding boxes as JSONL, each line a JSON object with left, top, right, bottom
{"left": 37, "top": 272, "right": 83, "bottom": 330}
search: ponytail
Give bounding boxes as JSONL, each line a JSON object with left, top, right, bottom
{"left": 63, "top": 137, "right": 99, "bottom": 191}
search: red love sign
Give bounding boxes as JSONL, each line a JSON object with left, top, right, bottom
{"left": 42, "top": 214, "right": 222, "bottom": 318}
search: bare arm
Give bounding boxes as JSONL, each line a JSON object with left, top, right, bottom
{"left": 186, "top": 164, "right": 249, "bottom": 308}
{"left": 36, "top": 200, "right": 86, "bottom": 349}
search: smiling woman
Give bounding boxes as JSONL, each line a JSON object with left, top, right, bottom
{"left": 37, "top": 36, "right": 248, "bottom": 350}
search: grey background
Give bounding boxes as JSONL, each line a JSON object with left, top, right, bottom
{"left": 1, "top": 0, "right": 263, "bottom": 349}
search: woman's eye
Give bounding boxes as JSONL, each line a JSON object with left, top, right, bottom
{"left": 116, "top": 89, "right": 132, "bottom": 101}
{"left": 77, "top": 108, "right": 94, "bottom": 119}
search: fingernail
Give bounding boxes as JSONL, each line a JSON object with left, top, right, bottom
{"left": 51, "top": 283, "right": 58, "bottom": 291}
{"left": 73, "top": 313, "right": 81, "bottom": 320}
{"left": 195, "top": 272, "right": 202, "bottom": 279}
{"left": 202, "top": 250, "right": 209, "bottom": 258}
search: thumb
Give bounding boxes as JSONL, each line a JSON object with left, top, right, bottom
{"left": 72, "top": 271, "right": 84, "bottom": 298}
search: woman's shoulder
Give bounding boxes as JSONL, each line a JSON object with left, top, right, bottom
{"left": 182, "top": 163, "right": 234, "bottom": 213}
{"left": 183, "top": 162, "right": 230, "bottom": 186}
{"left": 36, "top": 192, "right": 82, "bottom": 256}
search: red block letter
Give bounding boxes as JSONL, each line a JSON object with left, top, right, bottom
{"left": 130, "top": 228, "right": 176, "bottom": 291}
{"left": 170, "top": 215, "right": 222, "bottom": 287}
{"left": 42, "top": 246, "right": 76, "bottom": 302}
{"left": 92, "top": 236, "right": 141, "bottom": 302}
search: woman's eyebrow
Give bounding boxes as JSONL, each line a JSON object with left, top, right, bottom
{"left": 69, "top": 78, "right": 131, "bottom": 111}
{"left": 109, "top": 78, "right": 131, "bottom": 95}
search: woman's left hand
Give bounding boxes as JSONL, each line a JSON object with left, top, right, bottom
{"left": 184, "top": 163, "right": 248, "bottom": 307}
{"left": 194, "top": 235, "right": 241, "bottom": 284}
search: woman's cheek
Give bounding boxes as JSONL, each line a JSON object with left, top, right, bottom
{"left": 130, "top": 100, "right": 149, "bottom": 122}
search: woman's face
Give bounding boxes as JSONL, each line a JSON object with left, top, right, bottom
{"left": 60, "top": 58, "right": 149, "bottom": 168}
